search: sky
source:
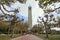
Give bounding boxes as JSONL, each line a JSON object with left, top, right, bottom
{"left": 0, "top": 0, "right": 60, "bottom": 27}
{"left": 9, "top": 0, "right": 44, "bottom": 26}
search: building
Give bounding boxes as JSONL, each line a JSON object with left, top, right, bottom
{"left": 28, "top": 6, "right": 32, "bottom": 30}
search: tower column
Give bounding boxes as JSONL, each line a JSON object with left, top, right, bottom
{"left": 28, "top": 6, "right": 32, "bottom": 30}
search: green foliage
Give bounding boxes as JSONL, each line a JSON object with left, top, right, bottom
{"left": 0, "top": 22, "right": 9, "bottom": 30}
{"left": 0, "top": 0, "right": 12, "bottom": 2}
{"left": 39, "top": 0, "right": 60, "bottom": 8}
{"left": 39, "top": 34, "right": 60, "bottom": 40}
{"left": 31, "top": 24, "right": 43, "bottom": 34}
{"left": 0, "top": 0, "right": 27, "bottom": 34}
{"left": 17, "top": 22, "right": 29, "bottom": 33}
{"left": 0, "top": 21, "right": 10, "bottom": 34}
{"left": 0, "top": 35, "right": 11, "bottom": 40}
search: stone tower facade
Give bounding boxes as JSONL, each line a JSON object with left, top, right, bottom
{"left": 28, "top": 6, "right": 32, "bottom": 30}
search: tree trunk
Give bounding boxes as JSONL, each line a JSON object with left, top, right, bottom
{"left": 45, "top": 23, "right": 48, "bottom": 38}
{"left": 21, "top": 30, "right": 23, "bottom": 35}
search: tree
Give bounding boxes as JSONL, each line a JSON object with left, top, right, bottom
{"left": 31, "top": 24, "right": 43, "bottom": 34}
{"left": 38, "top": 0, "right": 60, "bottom": 8}
{"left": 57, "top": 16, "right": 60, "bottom": 27}
{"left": 0, "top": 0, "right": 27, "bottom": 37}
{"left": 37, "top": 14, "right": 56, "bottom": 38}
{"left": 0, "top": 21, "right": 10, "bottom": 34}
{"left": 35, "top": 0, "right": 60, "bottom": 38}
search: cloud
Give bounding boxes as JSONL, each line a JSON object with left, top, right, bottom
{"left": 11, "top": 0, "right": 44, "bottom": 26}
{"left": 0, "top": 0, "right": 44, "bottom": 27}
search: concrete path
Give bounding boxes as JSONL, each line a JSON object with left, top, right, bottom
{"left": 12, "top": 34, "right": 43, "bottom": 40}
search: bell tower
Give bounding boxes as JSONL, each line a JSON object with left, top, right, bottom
{"left": 28, "top": 6, "right": 32, "bottom": 30}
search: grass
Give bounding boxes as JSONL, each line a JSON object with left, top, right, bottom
{"left": 0, "top": 34, "right": 21, "bottom": 40}
{"left": 0, "top": 34, "right": 60, "bottom": 40}
{"left": 39, "top": 34, "right": 60, "bottom": 40}
{"left": 0, "top": 34, "right": 11, "bottom": 40}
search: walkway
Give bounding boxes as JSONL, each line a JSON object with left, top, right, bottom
{"left": 12, "top": 34, "right": 43, "bottom": 40}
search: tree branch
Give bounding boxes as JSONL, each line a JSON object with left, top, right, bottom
{"left": 46, "top": 7, "right": 60, "bottom": 12}
{"left": 2, "top": 4, "right": 15, "bottom": 12}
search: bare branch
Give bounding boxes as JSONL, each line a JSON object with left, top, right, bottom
{"left": 46, "top": 7, "right": 60, "bottom": 12}
{"left": 2, "top": 4, "right": 16, "bottom": 12}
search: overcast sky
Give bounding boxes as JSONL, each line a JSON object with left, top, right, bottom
{"left": 14, "top": 0, "right": 60, "bottom": 26}
{"left": 8, "top": 0, "right": 44, "bottom": 26}
{"left": 1, "top": 0, "right": 60, "bottom": 27}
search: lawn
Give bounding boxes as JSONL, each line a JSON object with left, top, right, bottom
{"left": 0, "top": 34, "right": 60, "bottom": 40}
{"left": 0, "top": 34, "right": 11, "bottom": 40}
{"left": 0, "top": 34, "right": 20, "bottom": 40}
{"left": 39, "top": 34, "right": 60, "bottom": 40}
